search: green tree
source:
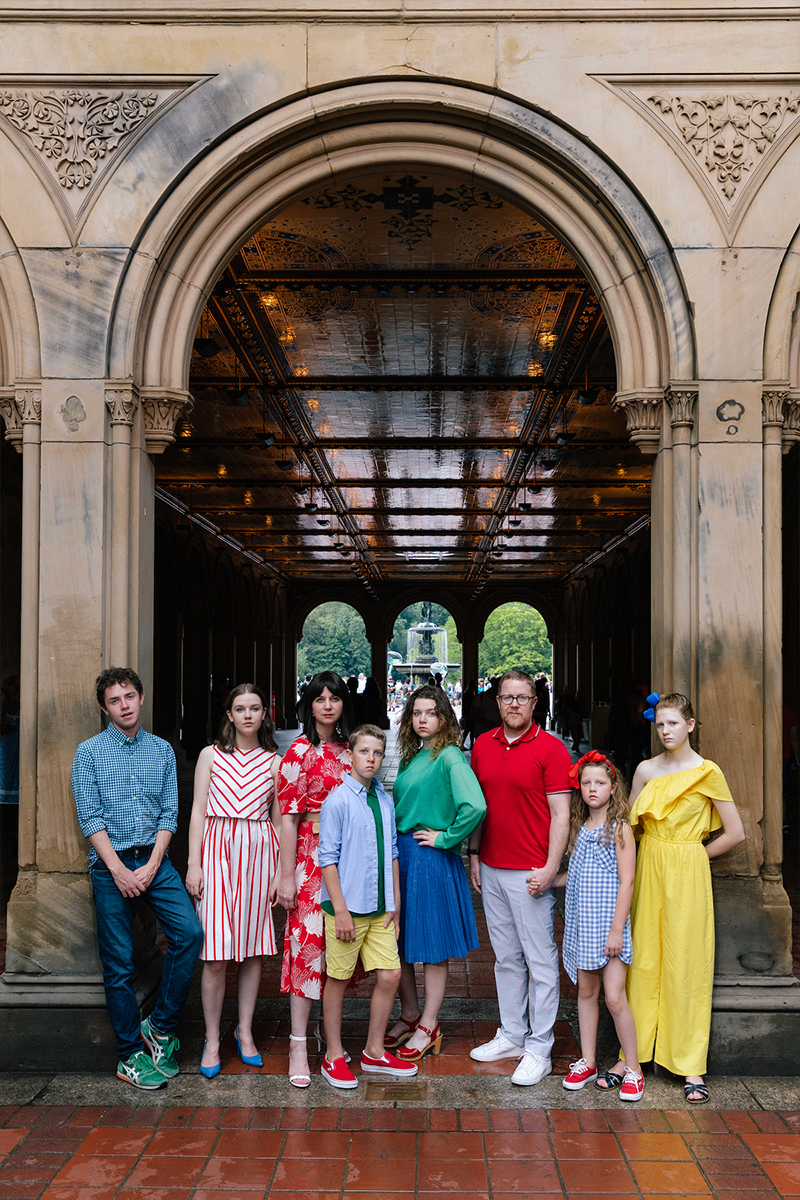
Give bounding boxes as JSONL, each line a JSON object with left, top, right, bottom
{"left": 298, "top": 602, "right": 371, "bottom": 679}
{"left": 479, "top": 603, "right": 551, "bottom": 676}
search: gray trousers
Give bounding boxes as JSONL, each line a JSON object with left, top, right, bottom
{"left": 480, "top": 863, "right": 559, "bottom": 1060}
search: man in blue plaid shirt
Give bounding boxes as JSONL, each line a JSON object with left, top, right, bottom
{"left": 72, "top": 667, "right": 203, "bottom": 1090}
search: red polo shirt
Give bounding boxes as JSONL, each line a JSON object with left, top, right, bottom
{"left": 471, "top": 723, "right": 572, "bottom": 870}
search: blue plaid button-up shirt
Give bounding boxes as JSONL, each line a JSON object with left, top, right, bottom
{"left": 71, "top": 723, "right": 179, "bottom": 865}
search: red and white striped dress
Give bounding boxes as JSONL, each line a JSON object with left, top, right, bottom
{"left": 197, "top": 746, "right": 280, "bottom": 962}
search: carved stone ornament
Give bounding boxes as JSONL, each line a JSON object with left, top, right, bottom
{"left": 611, "top": 389, "right": 664, "bottom": 455}
{"left": 594, "top": 78, "right": 800, "bottom": 237}
{"left": 0, "top": 385, "right": 42, "bottom": 452}
{"left": 666, "top": 385, "right": 698, "bottom": 429}
{"left": 0, "top": 79, "right": 200, "bottom": 236}
{"left": 140, "top": 389, "right": 194, "bottom": 455}
{"left": 783, "top": 389, "right": 800, "bottom": 452}
{"left": 104, "top": 385, "right": 138, "bottom": 426}
{"left": 762, "top": 387, "right": 789, "bottom": 428}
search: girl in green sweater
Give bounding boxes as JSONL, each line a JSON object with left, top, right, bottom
{"left": 385, "top": 685, "right": 486, "bottom": 1060}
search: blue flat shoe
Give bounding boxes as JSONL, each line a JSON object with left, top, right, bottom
{"left": 234, "top": 1027, "right": 262, "bottom": 1067}
{"left": 200, "top": 1043, "right": 221, "bottom": 1078}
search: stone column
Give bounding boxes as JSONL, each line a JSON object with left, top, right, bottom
{"left": 370, "top": 632, "right": 389, "bottom": 728}
{"left": 105, "top": 384, "right": 138, "bottom": 666}
{"left": 0, "top": 385, "right": 41, "bottom": 873}
{"left": 0, "top": 380, "right": 190, "bottom": 1069}
{"left": 666, "top": 384, "right": 699, "bottom": 696}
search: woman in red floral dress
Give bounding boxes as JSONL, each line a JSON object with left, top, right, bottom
{"left": 277, "top": 671, "right": 354, "bottom": 1087}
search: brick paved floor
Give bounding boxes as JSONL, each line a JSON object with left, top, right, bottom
{"left": 2, "top": 1103, "right": 800, "bottom": 1199}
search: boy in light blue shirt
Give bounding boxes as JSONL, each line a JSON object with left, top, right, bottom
{"left": 319, "top": 724, "right": 418, "bottom": 1089}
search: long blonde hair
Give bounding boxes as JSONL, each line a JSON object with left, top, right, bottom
{"left": 567, "top": 757, "right": 630, "bottom": 851}
{"left": 398, "top": 685, "right": 462, "bottom": 768}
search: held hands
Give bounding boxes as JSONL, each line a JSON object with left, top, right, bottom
{"left": 185, "top": 864, "right": 204, "bottom": 899}
{"left": 412, "top": 827, "right": 441, "bottom": 849}
{"left": 526, "top": 866, "right": 555, "bottom": 896}
{"left": 335, "top": 908, "right": 356, "bottom": 942}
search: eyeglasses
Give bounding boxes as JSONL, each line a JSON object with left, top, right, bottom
{"left": 497, "top": 695, "right": 534, "bottom": 706}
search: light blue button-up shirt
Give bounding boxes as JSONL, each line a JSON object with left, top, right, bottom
{"left": 71, "top": 723, "right": 178, "bottom": 866}
{"left": 319, "top": 773, "right": 398, "bottom": 915}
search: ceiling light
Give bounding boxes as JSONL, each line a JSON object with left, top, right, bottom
{"left": 333, "top": 541, "right": 344, "bottom": 550}
{"left": 555, "top": 432, "right": 574, "bottom": 446}
{"left": 304, "top": 501, "right": 317, "bottom": 512}
{"left": 578, "top": 387, "right": 599, "bottom": 406}
{"left": 518, "top": 501, "right": 532, "bottom": 512}
{"left": 260, "top": 433, "right": 276, "bottom": 448}
{"left": 316, "top": 517, "right": 330, "bottom": 526}
{"left": 277, "top": 460, "right": 294, "bottom": 472}
{"left": 530, "top": 484, "right": 542, "bottom": 494}
{"left": 231, "top": 388, "right": 252, "bottom": 407}
{"left": 509, "top": 517, "right": 521, "bottom": 527}
{"left": 193, "top": 337, "right": 220, "bottom": 359}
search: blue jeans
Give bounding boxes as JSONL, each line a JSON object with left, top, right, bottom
{"left": 90, "top": 845, "right": 203, "bottom": 1060}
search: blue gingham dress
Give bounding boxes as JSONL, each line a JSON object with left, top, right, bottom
{"left": 562, "top": 821, "right": 632, "bottom": 984}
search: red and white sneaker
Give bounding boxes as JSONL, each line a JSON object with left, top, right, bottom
{"left": 360, "top": 1050, "right": 419, "bottom": 1077}
{"left": 321, "top": 1055, "right": 358, "bottom": 1090}
{"left": 620, "top": 1068, "right": 645, "bottom": 1101}
{"left": 562, "top": 1058, "right": 599, "bottom": 1090}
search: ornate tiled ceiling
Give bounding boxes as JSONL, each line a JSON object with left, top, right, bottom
{"left": 155, "top": 168, "right": 649, "bottom": 586}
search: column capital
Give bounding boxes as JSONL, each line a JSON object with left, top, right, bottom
{"left": 611, "top": 388, "right": 664, "bottom": 455}
{"left": 0, "top": 383, "right": 42, "bottom": 452}
{"left": 104, "top": 381, "right": 139, "bottom": 427}
{"left": 783, "top": 388, "right": 800, "bottom": 453}
{"left": 666, "top": 382, "right": 699, "bottom": 429}
{"left": 139, "top": 388, "right": 194, "bottom": 455}
{"left": 762, "top": 382, "right": 790, "bottom": 429}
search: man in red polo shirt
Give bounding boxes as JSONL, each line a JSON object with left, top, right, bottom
{"left": 468, "top": 669, "right": 571, "bottom": 1086}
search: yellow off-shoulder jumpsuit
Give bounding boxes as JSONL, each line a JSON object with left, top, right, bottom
{"left": 625, "top": 761, "right": 732, "bottom": 1077}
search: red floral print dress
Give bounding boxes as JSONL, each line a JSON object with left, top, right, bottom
{"left": 278, "top": 735, "right": 351, "bottom": 999}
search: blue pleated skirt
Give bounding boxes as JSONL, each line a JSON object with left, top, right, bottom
{"left": 397, "top": 832, "right": 479, "bottom": 964}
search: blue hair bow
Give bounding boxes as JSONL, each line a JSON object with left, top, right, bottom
{"left": 643, "top": 692, "right": 660, "bottom": 722}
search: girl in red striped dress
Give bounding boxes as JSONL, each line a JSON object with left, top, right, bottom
{"left": 187, "top": 683, "right": 282, "bottom": 1076}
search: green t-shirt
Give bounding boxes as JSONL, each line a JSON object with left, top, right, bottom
{"left": 321, "top": 784, "right": 385, "bottom": 918}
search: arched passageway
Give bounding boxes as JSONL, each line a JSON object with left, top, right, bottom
{"left": 3, "top": 72, "right": 797, "bottom": 1074}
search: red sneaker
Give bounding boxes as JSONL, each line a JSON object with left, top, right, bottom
{"left": 321, "top": 1055, "right": 358, "bottom": 1090}
{"left": 360, "top": 1050, "right": 419, "bottom": 1077}
{"left": 562, "top": 1058, "right": 598, "bottom": 1090}
{"left": 620, "top": 1069, "right": 645, "bottom": 1102}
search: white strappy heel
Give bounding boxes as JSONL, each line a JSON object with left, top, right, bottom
{"left": 288, "top": 1034, "right": 311, "bottom": 1088}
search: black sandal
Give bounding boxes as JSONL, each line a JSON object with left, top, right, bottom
{"left": 684, "top": 1082, "right": 709, "bottom": 1104}
{"left": 595, "top": 1070, "right": 624, "bottom": 1091}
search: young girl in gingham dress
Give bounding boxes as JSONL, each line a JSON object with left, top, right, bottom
{"left": 553, "top": 750, "right": 644, "bottom": 1101}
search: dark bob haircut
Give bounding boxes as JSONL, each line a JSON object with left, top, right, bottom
{"left": 296, "top": 671, "right": 354, "bottom": 746}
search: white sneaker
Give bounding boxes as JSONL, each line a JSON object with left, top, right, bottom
{"left": 511, "top": 1053, "right": 552, "bottom": 1086}
{"left": 469, "top": 1028, "right": 524, "bottom": 1062}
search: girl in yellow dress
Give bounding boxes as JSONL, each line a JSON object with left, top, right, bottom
{"left": 598, "top": 692, "right": 745, "bottom": 1104}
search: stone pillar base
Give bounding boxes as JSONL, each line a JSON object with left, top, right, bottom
{"left": 0, "top": 945, "right": 163, "bottom": 1071}
{"left": 710, "top": 977, "right": 800, "bottom": 1074}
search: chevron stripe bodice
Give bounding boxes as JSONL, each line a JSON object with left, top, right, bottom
{"left": 206, "top": 745, "right": 277, "bottom": 821}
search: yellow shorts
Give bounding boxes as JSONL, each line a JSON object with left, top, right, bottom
{"left": 324, "top": 911, "right": 400, "bottom": 979}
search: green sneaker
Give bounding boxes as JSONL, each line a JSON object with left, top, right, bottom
{"left": 141, "top": 1016, "right": 181, "bottom": 1078}
{"left": 117, "top": 1050, "right": 168, "bottom": 1090}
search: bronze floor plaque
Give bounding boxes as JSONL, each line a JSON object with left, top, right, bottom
{"left": 364, "top": 1080, "right": 428, "bottom": 1102}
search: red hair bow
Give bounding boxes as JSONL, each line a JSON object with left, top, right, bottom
{"left": 568, "top": 750, "right": 616, "bottom": 789}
